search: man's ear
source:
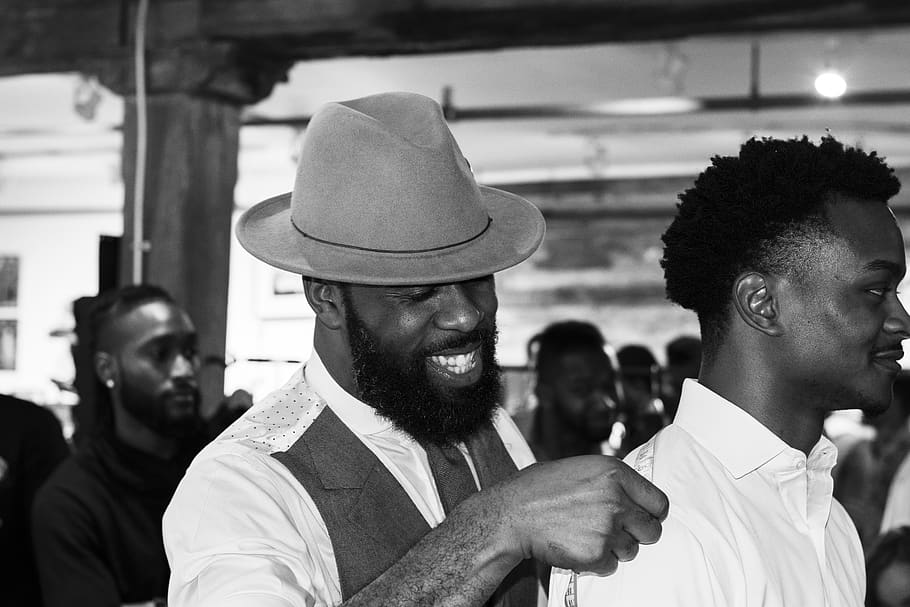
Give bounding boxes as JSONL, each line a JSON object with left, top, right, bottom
{"left": 534, "top": 381, "right": 553, "bottom": 406}
{"left": 303, "top": 278, "right": 345, "bottom": 330}
{"left": 732, "top": 272, "right": 782, "bottom": 336}
{"left": 94, "top": 351, "right": 117, "bottom": 387}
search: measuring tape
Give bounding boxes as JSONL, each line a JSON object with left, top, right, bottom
{"left": 564, "top": 436, "right": 657, "bottom": 607}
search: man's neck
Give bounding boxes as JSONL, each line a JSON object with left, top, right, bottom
{"left": 113, "top": 407, "right": 179, "bottom": 459}
{"left": 700, "top": 361, "right": 824, "bottom": 456}
{"left": 313, "top": 332, "right": 360, "bottom": 397}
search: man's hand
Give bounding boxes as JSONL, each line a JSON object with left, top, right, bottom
{"left": 488, "top": 455, "right": 668, "bottom": 576}
{"left": 344, "top": 455, "right": 666, "bottom": 606}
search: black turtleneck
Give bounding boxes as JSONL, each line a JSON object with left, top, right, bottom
{"left": 31, "top": 432, "right": 203, "bottom": 607}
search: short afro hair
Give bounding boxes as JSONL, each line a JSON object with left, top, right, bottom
{"left": 528, "top": 320, "right": 609, "bottom": 382}
{"left": 661, "top": 135, "right": 900, "bottom": 350}
{"left": 89, "top": 284, "right": 175, "bottom": 354}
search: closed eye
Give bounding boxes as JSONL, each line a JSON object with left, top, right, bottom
{"left": 393, "top": 287, "right": 436, "bottom": 303}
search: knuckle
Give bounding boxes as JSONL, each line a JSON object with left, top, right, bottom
{"left": 594, "top": 555, "right": 620, "bottom": 576}
{"left": 654, "top": 493, "right": 671, "bottom": 520}
{"left": 625, "top": 508, "right": 663, "bottom": 545}
{"left": 600, "top": 457, "right": 626, "bottom": 480}
{"left": 641, "top": 515, "right": 664, "bottom": 544}
{"left": 614, "top": 538, "right": 640, "bottom": 562}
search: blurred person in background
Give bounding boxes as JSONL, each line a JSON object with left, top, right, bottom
{"left": 0, "top": 393, "right": 69, "bottom": 607}
{"left": 617, "top": 343, "right": 668, "bottom": 448}
{"left": 880, "top": 375, "right": 910, "bottom": 534}
{"left": 835, "top": 372, "right": 910, "bottom": 548}
{"left": 32, "top": 285, "right": 210, "bottom": 607}
{"left": 865, "top": 526, "right": 910, "bottom": 607}
{"left": 519, "top": 320, "right": 628, "bottom": 461}
{"left": 661, "top": 334, "right": 702, "bottom": 420}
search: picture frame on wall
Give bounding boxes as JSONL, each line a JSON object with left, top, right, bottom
{"left": 0, "top": 256, "right": 18, "bottom": 307}
{"left": 0, "top": 256, "right": 18, "bottom": 370}
{"left": 0, "top": 319, "right": 16, "bottom": 370}
{"left": 255, "top": 267, "right": 315, "bottom": 320}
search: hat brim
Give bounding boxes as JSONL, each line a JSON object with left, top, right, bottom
{"left": 236, "top": 186, "right": 545, "bottom": 286}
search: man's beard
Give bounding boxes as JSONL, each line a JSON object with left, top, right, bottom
{"left": 120, "top": 381, "right": 201, "bottom": 439}
{"left": 345, "top": 308, "right": 502, "bottom": 446}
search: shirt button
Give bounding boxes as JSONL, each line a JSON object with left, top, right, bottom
{"left": 796, "top": 460, "right": 806, "bottom": 469}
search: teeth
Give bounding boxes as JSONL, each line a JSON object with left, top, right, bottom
{"left": 430, "top": 350, "right": 478, "bottom": 375}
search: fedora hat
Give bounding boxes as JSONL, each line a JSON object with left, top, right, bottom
{"left": 236, "top": 91, "right": 545, "bottom": 285}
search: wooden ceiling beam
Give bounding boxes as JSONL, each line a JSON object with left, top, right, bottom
{"left": 5, "top": 0, "right": 910, "bottom": 79}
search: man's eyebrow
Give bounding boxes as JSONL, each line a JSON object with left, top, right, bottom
{"left": 143, "top": 331, "right": 197, "bottom": 347}
{"left": 863, "top": 259, "right": 904, "bottom": 275}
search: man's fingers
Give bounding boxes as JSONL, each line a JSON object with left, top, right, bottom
{"left": 610, "top": 531, "right": 640, "bottom": 562}
{"left": 622, "top": 505, "right": 664, "bottom": 546}
{"left": 619, "top": 464, "right": 669, "bottom": 521}
{"left": 585, "top": 553, "right": 620, "bottom": 577}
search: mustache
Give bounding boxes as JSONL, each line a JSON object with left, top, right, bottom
{"left": 422, "top": 326, "right": 496, "bottom": 356}
{"left": 165, "top": 381, "right": 199, "bottom": 397}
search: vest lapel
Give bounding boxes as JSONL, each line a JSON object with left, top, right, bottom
{"left": 273, "top": 406, "right": 430, "bottom": 598}
{"left": 273, "top": 399, "right": 539, "bottom": 604}
{"left": 467, "top": 423, "right": 540, "bottom": 607}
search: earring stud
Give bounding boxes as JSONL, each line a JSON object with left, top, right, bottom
{"left": 105, "top": 379, "right": 114, "bottom": 389}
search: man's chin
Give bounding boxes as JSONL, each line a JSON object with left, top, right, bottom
{"left": 160, "top": 407, "right": 201, "bottom": 438}
{"left": 860, "top": 399, "right": 891, "bottom": 417}
{"left": 382, "top": 388, "right": 499, "bottom": 445}
{"left": 162, "top": 420, "right": 201, "bottom": 439}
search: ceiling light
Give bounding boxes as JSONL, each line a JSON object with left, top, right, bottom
{"left": 814, "top": 70, "right": 847, "bottom": 99}
{"left": 591, "top": 97, "right": 701, "bottom": 115}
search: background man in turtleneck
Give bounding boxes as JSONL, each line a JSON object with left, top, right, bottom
{"left": 32, "top": 284, "right": 206, "bottom": 607}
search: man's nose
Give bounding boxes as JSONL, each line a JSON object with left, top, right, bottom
{"left": 434, "top": 284, "right": 484, "bottom": 333}
{"left": 172, "top": 352, "right": 198, "bottom": 379}
{"left": 885, "top": 296, "right": 910, "bottom": 339}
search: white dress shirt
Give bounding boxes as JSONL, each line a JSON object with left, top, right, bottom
{"left": 163, "top": 352, "right": 536, "bottom": 607}
{"left": 549, "top": 379, "right": 864, "bottom": 607}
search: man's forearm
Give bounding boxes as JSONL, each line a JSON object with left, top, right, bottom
{"left": 341, "top": 456, "right": 669, "bottom": 606}
{"left": 343, "top": 492, "right": 519, "bottom": 607}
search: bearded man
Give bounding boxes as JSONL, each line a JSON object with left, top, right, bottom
{"left": 163, "top": 91, "right": 668, "bottom": 607}
{"left": 33, "top": 284, "right": 205, "bottom": 607}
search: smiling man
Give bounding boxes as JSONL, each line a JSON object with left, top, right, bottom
{"left": 163, "top": 92, "right": 669, "bottom": 607}
{"left": 550, "top": 135, "right": 910, "bottom": 607}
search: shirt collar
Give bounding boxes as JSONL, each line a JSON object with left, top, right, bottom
{"left": 673, "top": 379, "right": 791, "bottom": 479}
{"left": 806, "top": 434, "right": 838, "bottom": 473}
{"left": 304, "top": 350, "right": 396, "bottom": 437}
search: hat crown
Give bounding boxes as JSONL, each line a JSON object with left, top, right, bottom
{"left": 290, "top": 92, "right": 490, "bottom": 253}
{"left": 235, "top": 91, "right": 545, "bottom": 286}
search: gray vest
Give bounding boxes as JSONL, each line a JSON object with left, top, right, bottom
{"left": 272, "top": 405, "right": 538, "bottom": 605}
